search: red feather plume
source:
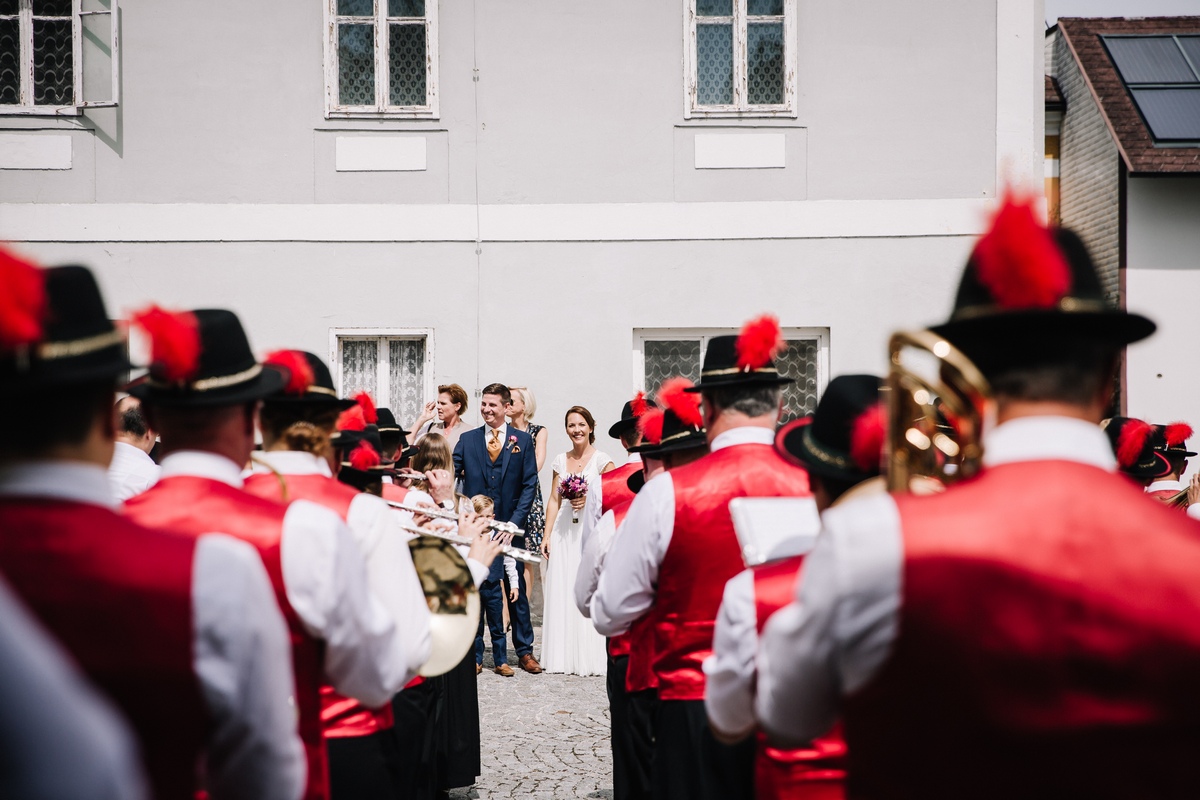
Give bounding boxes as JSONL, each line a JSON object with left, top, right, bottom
{"left": 637, "top": 408, "right": 665, "bottom": 446}
{"left": 131, "top": 306, "right": 201, "bottom": 383}
{"left": 0, "top": 247, "right": 46, "bottom": 350}
{"left": 630, "top": 391, "right": 648, "bottom": 419}
{"left": 972, "top": 190, "right": 1071, "bottom": 310}
{"left": 354, "top": 391, "right": 378, "bottom": 425}
{"left": 348, "top": 441, "right": 380, "bottom": 471}
{"left": 1166, "top": 422, "right": 1193, "bottom": 448}
{"left": 849, "top": 403, "right": 887, "bottom": 474}
{"left": 736, "top": 314, "right": 786, "bottom": 372}
{"left": 1117, "top": 419, "right": 1153, "bottom": 469}
{"left": 657, "top": 377, "right": 703, "bottom": 429}
{"left": 337, "top": 405, "right": 366, "bottom": 432}
{"left": 264, "top": 350, "right": 314, "bottom": 396}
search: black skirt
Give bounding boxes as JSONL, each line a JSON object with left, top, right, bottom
{"left": 431, "top": 649, "right": 482, "bottom": 790}
{"left": 327, "top": 728, "right": 402, "bottom": 800}
{"left": 393, "top": 680, "right": 439, "bottom": 800}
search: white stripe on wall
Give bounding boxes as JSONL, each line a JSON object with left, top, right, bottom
{"left": 0, "top": 198, "right": 992, "bottom": 244}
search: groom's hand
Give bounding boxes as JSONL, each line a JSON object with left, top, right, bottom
{"left": 426, "top": 469, "right": 454, "bottom": 503}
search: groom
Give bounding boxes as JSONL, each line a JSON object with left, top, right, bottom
{"left": 454, "top": 383, "right": 543, "bottom": 675}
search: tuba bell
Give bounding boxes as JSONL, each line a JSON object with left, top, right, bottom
{"left": 886, "top": 329, "right": 994, "bottom": 493}
{"left": 407, "top": 535, "right": 481, "bottom": 677}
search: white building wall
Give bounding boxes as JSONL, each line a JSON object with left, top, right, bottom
{"left": 1126, "top": 177, "right": 1200, "bottom": 471}
{"left": 0, "top": 0, "right": 1044, "bottom": 464}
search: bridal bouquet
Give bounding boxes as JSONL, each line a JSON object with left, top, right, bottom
{"left": 559, "top": 473, "right": 589, "bottom": 524}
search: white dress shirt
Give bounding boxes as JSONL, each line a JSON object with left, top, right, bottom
{"left": 1, "top": 461, "right": 305, "bottom": 800}
{"left": 108, "top": 440, "right": 161, "bottom": 502}
{"left": 1146, "top": 479, "right": 1200, "bottom": 520}
{"left": 590, "top": 426, "right": 776, "bottom": 637}
{"left": 159, "top": 451, "right": 416, "bottom": 708}
{"left": 756, "top": 416, "right": 1120, "bottom": 746}
{"left": 246, "top": 451, "right": 432, "bottom": 678}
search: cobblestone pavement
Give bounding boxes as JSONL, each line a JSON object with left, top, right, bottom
{"left": 451, "top": 571, "right": 614, "bottom": 799}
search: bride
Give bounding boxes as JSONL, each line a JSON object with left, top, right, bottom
{"left": 540, "top": 405, "right": 614, "bottom": 676}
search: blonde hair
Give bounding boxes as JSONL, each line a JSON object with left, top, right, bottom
{"left": 471, "top": 494, "right": 495, "bottom": 515}
{"left": 509, "top": 386, "right": 537, "bottom": 420}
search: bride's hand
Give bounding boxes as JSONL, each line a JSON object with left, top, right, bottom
{"left": 569, "top": 495, "right": 587, "bottom": 511}
{"left": 540, "top": 537, "right": 550, "bottom": 561}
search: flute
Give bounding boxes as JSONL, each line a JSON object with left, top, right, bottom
{"left": 395, "top": 520, "right": 542, "bottom": 564}
{"left": 386, "top": 501, "right": 526, "bottom": 537}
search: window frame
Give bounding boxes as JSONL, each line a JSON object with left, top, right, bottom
{"left": 683, "top": 0, "right": 797, "bottom": 120}
{"left": 329, "top": 327, "right": 435, "bottom": 420}
{"left": 633, "top": 326, "right": 828, "bottom": 416}
{"left": 323, "top": 0, "right": 439, "bottom": 120}
{"left": 0, "top": 0, "right": 119, "bottom": 116}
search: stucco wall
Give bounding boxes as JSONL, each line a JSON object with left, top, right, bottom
{"left": 1125, "top": 176, "right": 1200, "bottom": 471}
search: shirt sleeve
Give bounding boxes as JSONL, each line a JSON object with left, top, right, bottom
{"left": 756, "top": 493, "right": 903, "bottom": 747}
{"left": 574, "top": 509, "right": 616, "bottom": 617}
{"left": 590, "top": 473, "right": 675, "bottom": 636}
{"left": 1188, "top": 503, "right": 1200, "bottom": 522}
{"left": 345, "top": 494, "right": 433, "bottom": 686}
{"left": 504, "top": 555, "right": 519, "bottom": 586}
{"left": 280, "top": 500, "right": 412, "bottom": 708}
{"left": 194, "top": 533, "right": 306, "bottom": 800}
{"left": 703, "top": 569, "right": 759, "bottom": 739}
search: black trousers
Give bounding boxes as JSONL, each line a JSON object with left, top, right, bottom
{"left": 392, "top": 681, "right": 438, "bottom": 800}
{"left": 652, "top": 699, "right": 754, "bottom": 800}
{"left": 609, "top": 654, "right": 653, "bottom": 800}
{"left": 327, "top": 728, "right": 402, "bottom": 800}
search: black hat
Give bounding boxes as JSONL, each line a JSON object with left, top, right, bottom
{"left": 1154, "top": 422, "right": 1197, "bottom": 459}
{"left": 777, "top": 375, "right": 884, "bottom": 484}
{"left": 0, "top": 264, "right": 130, "bottom": 394}
{"left": 688, "top": 315, "right": 794, "bottom": 392}
{"left": 608, "top": 393, "right": 658, "bottom": 439}
{"left": 1103, "top": 416, "right": 1170, "bottom": 479}
{"left": 129, "top": 309, "right": 284, "bottom": 407}
{"left": 375, "top": 408, "right": 411, "bottom": 436}
{"left": 630, "top": 378, "right": 708, "bottom": 457}
{"left": 627, "top": 467, "right": 646, "bottom": 495}
{"left": 262, "top": 350, "right": 356, "bottom": 409}
{"left": 930, "top": 199, "right": 1154, "bottom": 372}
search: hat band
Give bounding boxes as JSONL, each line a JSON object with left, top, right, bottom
{"left": 658, "top": 426, "right": 704, "bottom": 445}
{"left": 149, "top": 363, "right": 263, "bottom": 393}
{"left": 37, "top": 328, "right": 125, "bottom": 361}
{"left": 700, "top": 366, "right": 780, "bottom": 377}
{"left": 951, "top": 297, "right": 1111, "bottom": 321}
{"left": 307, "top": 385, "right": 338, "bottom": 397}
{"left": 803, "top": 426, "right": 855, "bottom": 471}
{"left": 377, "top": 426, "right": 401, "bottom": 433}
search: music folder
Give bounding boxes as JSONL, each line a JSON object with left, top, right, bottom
{"left": 728, "top": 496, "right": 821, "bottom": 568}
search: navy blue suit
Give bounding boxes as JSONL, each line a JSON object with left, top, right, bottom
{"left": 454, "top": 423, "right": 538, "bottom": 665}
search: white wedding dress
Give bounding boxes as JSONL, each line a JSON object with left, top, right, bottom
{"left": 540, "top": 450, "right": 613, "bottom": 676}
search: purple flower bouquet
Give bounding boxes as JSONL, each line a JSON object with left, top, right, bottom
{"left": 559, "top": 473, "right": 589, "bottom": 524}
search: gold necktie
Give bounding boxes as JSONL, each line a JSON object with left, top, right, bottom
{"left": 488, "top": 428, "right": 502, "bottom": 462}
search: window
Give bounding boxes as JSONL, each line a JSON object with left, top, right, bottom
{"left": 324, "top": 0, "right": 438, "bottom": 119}
{"left": 1103, "top": 35, "right": 1200, "bottom": 144}
{"left": 332, "top": 330, "right": 432, "bottom": 430}
{"left": 0, "top": 0, "right": 119, "bottom": 115}
{"left": 684, "top": 0, "right": 796, "bottom": 118}
{"left": 634, "top": 327, "right": 827, "bottom": 422}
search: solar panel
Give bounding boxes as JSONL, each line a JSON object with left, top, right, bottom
{"left": 1130, "top": 88, "right": 1200, "bottom": 142}
{"left": 1105, "top": 36, "right": 1198, "bottom": 84}
{"left": 1179, "top": 36, "right": 1200, "bottom": 73}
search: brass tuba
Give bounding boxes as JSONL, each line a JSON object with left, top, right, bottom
{"left": 407, "top": 534, "right": 482, "bottom": 677}
{"left": 886, "top": 329, "right": 994, "bottom": 493}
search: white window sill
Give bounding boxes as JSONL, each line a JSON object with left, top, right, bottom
{"left": 0, "top": 106, "right": 83, "bottom": 117}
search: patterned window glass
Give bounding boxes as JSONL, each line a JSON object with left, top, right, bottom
{"left": 643, "top": 340, "right": 702, "bottom": 397}
{"left": 388, "top": 0, "right": 423, "bottom": 15}
{"left": 388, "top": 23, "right": 426, "bottom": 107}
{"left": 747, "top": 22, "right": 784, "bottom": 105}
{"left": 777, "top": 339, "right": 819, "bottom": 421}
{"left": 338, "top": 23, "right": 375, "bottom": 106}
{"left": 388, "top": 339, "right": 425, "bottom": 433}
{"left": 0, "top": 11, "right": 18, "bottom": 105}
{"left": 697, "top": 24, "right": 733, "bottom": 106}
{"left": 340, "top": 339, "right": 379, "bottom": 398}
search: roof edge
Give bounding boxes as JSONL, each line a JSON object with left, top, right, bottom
{"left": 1057, "top": 22, "right": 1134, "bottom": 172}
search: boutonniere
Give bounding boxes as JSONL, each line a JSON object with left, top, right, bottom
{"left": 508, "top": 434, "right": 520, "bottom": 453}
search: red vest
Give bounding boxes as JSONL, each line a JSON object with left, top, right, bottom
{"left": 846, "top": 461, "right": 1200, "bottom": 799}
{"left": 606, "top": 499, "right": 634, "bottom": 659}
{"left": 243, "top": 470, "right": 398, "bottom": 738}
{"left": 752, "top": 557, "right": 846, "bottom": 800}
{"left": 0, "top": 498, "right": 206, "bottom": 800}
{"left": 602, "top": 461, "right": 641, "bottom": 515}
{"left": 125, "top": 476, "right": 330, "bottom": 800}
{"left": 651, "top": 443, "right": 810, "bottom": 700}
{"left": 382, "top": 482, "right": 409, "bottom": 504}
